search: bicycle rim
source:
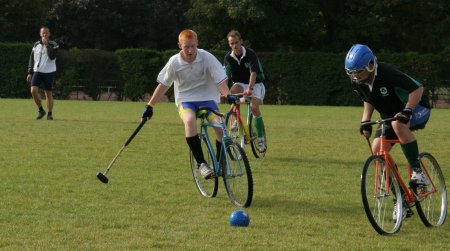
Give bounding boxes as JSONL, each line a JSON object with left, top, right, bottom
{"left": 189, "top": 136, "right": 218, "bottom": 198}
{"left": 415, "top": 152, "right": 447, "bottom": 227}
{"left": 249, "top": 113, "right": 266, "bottom": 158}
{"left": 222, "top": 141, "right": 253, "bottom": 207}
{"left": 361, "top": 155, "right": 402, "bottom": 235}
{"left": 225, "top": 111, "right": 245, "bottom": 148}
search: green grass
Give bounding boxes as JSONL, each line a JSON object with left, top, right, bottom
{"left": 1, "top": 99, "right": 449, "bottom": 250}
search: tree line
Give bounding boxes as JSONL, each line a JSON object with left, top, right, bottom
{"left": 2, "top": 0, "right": 450, "bottom": 53}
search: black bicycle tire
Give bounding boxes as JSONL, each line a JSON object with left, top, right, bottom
{"left": 189, "top": 135, "right": 218, "bottom": 198}
{"left": 221, "top": 141, "right": 253, "bottom": 207}
{"left": 415, "top": 152, "right": 447, "bottom": 227}
{"left": 361, "top": 155, "right": 403, "bottom": 235}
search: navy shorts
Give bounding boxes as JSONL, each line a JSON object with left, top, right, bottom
{"left": 31, "top": 72, "right": 56, "bottom": 91}
{"left": 375, "top": 105, "right": 431, "bottom": 139}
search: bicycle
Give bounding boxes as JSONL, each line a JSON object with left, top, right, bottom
{"left": 224, "top": 93, "right": 267, "bottom": 158}
{"left": 189, "top": 106, "right": 253, "bottom": 207}
{"left": 360, "top": 117, "right": 447, "bottom": 235}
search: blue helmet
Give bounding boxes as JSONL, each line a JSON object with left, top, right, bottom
{"left": 345, "top": 44, "right": 376, "bottom": 73}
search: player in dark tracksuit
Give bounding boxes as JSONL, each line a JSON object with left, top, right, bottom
{"left": 345, "top": 44, "right": 431, "bottom": 186}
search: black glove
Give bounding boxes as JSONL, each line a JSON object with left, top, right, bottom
{"left": 359, "top": 120, "right": 372, "bottom": 135}
{"left": 142, "top": 105, "right": 153, "bottom": 120}
{"left": 226, "top": 95, "right": 237, "bottom": 104}
{"left": 396, "top": 108, "right": 413, "bottom": 124}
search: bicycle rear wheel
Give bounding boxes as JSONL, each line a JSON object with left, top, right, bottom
{"left": 225, "top": 110, "right": 245, "bottom": 148}
{"left": 361, "top": 155, "right": 403, "bottom": 235}
{"left": 249, "top": 113, "right": 266, "bottom": 158}
{"left": 222, "top": 141, "right": 253, "bottom": 207}
{"left": 415, "top": 152, "right": 447, "bottom": 227}
{"left": 189, "top": 135, "right": 218, "bottom": 198}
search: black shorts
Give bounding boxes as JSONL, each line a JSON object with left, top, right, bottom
{"left": 31, "top": 72, "right": 56, "bottom": 91}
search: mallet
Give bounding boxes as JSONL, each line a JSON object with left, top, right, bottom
{"left": 97, "top": 118, "right": 147, "bottom": 184}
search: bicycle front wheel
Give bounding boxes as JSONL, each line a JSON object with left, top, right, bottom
{"left": 415, "top": 152, "right": 447, "bottom": 227}
{"left": 361, "top": 155, "right": 403, "bottom": 235}
{"left": 249, "top": 113, "right": 266, "bottom": 158}
{"left": 189, "top": 135, "right": 218, "bottom": 198}
{"left": 225, "top": 110, "right": 245, "bottom": 148}
{"left": 222, "top": 141, "right": 253, "bottom": 207}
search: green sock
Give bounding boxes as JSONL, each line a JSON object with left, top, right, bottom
{"left": 253, "top": 116, "right": 265, "bottom": 138}
{"left": 400, "top": 140, "right": 421, "bottom": 172}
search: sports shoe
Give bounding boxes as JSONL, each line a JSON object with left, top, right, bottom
{"left": 47, "top": 114, "right": 53, "bottom": 120}
{"left": 36, "top": 110, "right": 46, "bottom": 120}
{"left": 392, "top": 200, "right": 414, "bottom": 223}
{"left": 409, "top": 171, "right": 430, "bottom": 187}
{"left": 257, "top": 137, "right": 266, "bottom": 152}
{"left": 199, "top": 163, "right": 215, "bottom": 179}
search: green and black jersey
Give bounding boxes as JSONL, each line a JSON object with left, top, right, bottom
{"left": 352, "top": 62, "right": 429, "bottom": 118}
{"left": 224, "top": 47, "right": 265, "bottom": 84}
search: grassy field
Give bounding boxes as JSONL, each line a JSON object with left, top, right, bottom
{"left": 1, "top": 99, "right": 449, "bottom": 250}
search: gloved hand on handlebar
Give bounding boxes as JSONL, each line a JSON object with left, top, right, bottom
{"left": 226, "top": 95, "right": 237, "bottom": 104}
{"left": 360, "top": 120, "right": 372, "bottom": 137}
{"left": 396, "top": 108, "right": 413, "bottom": 124}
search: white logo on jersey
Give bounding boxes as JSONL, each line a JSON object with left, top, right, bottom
{"left": 379, "top": 87, "right": 389, "bottom": 96}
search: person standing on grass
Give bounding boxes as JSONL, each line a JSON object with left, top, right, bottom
{"left": 224, "top": 30, "right": 267, "bottom": 152}
{"left": 26, "top": 26, "right": 59, "bottom": 120}
{"left": 141, "top": 29, "right": 235, "bottom": 179}
{"left": 345, "top": 44, "right": 431, "bottom": 221}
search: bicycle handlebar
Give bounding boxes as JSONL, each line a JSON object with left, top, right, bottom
{"left": 220, "top": 93, "right": 252, "bottom": 98}
{"left": 198, "top": 106, "right": 224, "bottom": 117}
{"left": 361, "top": 117, "right": 397, "bottom": 126}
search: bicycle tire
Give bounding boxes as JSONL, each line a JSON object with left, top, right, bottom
{"left": 189, "top": 135, "right": 218, "bottom": 198}
{"left": 415, "top": 152, "right": 447, "bottom": 227}
{"left": 249, "top": 113, "right": 266, "bottom": 158}
{"left": 221, "top": 141, "right": 253, "bottom": 207}
{"left": 225, "top": 110, "right": 245, "bottom": 148}
{"left": 361, "top": 155, "right": 403, "bottom": 235}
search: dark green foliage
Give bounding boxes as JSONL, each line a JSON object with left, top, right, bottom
{"left": 115, "top": 49, "right": 163, "bottom": 101}
{"left": 0, "top": 42, "right": 445, "bottom": 105}
{"left": 259, "top": 52, "right": 360, "bottom": 106}
{"left": 0, "top": 43, "right": 32, "bottom": 98}
{"left": 56, "top": 48, "right": 122, "bottom": 99}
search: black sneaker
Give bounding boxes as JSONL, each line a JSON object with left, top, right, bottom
{"left": 36, "top": 110, "right": 46, "bottom": 120}
{"left": 47, "top": 114, "right": 53, "bottom": 120}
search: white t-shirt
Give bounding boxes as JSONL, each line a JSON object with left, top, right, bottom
{"left": 157, "top": 49, "right": 227, "bottom": 106}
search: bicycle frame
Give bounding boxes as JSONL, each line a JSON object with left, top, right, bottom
{"left": 192, "top": 106, "right": 254, "bottom": 207}
{"left": 362, "top": 117, "right": 446, "bottom": 234}
{"left": 197, "top": 111, "right": 231, "bottom": 176}
{"left": 370, "top": 119, "right": 437, "bottom": 206}
{"left": 230, "top": 95, "right": 251, "bottom": 142}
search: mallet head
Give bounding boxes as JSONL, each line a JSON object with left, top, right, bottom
{"left": 97, "top": 172, "right": 109, "bottom": 184}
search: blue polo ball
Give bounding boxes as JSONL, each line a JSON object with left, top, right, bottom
{"left": 229, "top": 210, "right": 250, "bottom": 227}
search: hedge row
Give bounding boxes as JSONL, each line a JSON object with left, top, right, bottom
{"left": 1, "top": 42, "right": 447, "bottom": 105}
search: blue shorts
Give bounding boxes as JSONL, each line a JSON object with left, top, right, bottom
{"left": 178, "top": 101, "right": 219, "bottom": 121}
{"left": 375, "top": 105, "right": 431, "bottom": 139}
{"left": 410, "top": 105, "right": 431, "bottom": 130}
{"left": 31, "top": 72, "right": 56, "bottom": 91}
